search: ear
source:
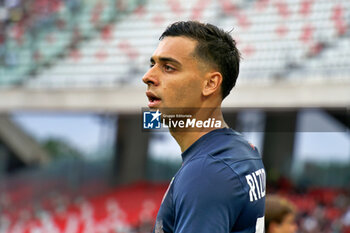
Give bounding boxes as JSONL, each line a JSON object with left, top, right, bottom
{"left": 202, "top": 72, "right": 222, "bottom": 97}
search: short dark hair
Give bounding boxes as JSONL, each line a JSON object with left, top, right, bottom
{"left": 265, "top": 195, "right": 296, "bottom": 232}
{"left": 159, "top": 21, "right": 241, "bottom": 99}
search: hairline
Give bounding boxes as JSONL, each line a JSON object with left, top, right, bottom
{"left": 160, "top": 35, "right": 219, "bottom": 73}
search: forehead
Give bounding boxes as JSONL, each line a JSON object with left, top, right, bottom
{"left": 152, "top": 36, "right": 197, "bottom": 62}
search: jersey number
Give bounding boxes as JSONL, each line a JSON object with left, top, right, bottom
{"left": 255, "top": 216, "right": 264, "bottom": 233}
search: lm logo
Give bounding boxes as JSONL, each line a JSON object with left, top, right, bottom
{"left": 143, "top": 110, "right": 161, "bottom": 129}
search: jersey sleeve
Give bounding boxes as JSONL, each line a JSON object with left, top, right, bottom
{"left": 172, "top": 156, "right": 246, "bottom": 233}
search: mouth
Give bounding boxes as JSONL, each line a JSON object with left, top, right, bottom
{"left": 146, "top": 91, "right": 162, "bottom": 108}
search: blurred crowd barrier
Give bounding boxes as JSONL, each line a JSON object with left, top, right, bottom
{"left": 1, "top": 176, "right": 350, "bottom": 233}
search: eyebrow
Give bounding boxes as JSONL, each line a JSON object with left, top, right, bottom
{"left": 150, "top": 56, "right": 182, "bottom": 67}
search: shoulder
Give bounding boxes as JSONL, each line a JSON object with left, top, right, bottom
{"left": 205, "top": 129, "right": 264, "bottom": 178}
{"left": 195, "top": 128, "right": 262, "bottom": 162}
{"left": 171, "top": 153, "right": 248, "bottom": 222}
{"left": 175, "top": 129, "right": 265, "bottom": 196}
{"left": 174, "top": 154, "right": 245, "bottom": 199}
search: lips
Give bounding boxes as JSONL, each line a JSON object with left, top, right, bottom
{"left": 146, "top": 91, "right": 161, "bottom": 108}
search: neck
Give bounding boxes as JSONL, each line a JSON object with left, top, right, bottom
{"left": 169, "top": 107, "right": 228, "bottom": 153}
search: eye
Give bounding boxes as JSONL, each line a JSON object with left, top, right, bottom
{"left": 164, "top": 64, "right": 175, "bottom": 72}
{"left": 149, "top": 63, "right": 155, "bottom": 68}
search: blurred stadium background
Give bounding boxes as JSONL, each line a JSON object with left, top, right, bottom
{"left": 0, "top": 0, "right": 350, "bottom": 232}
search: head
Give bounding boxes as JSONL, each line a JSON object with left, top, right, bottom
{"left": 265, "top": 195, "right": 298, "bottom": 233}
{"left": 142, "top": 21, "right": 240, "bottom": 111}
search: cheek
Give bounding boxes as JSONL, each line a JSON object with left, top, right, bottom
{"left": 165, "top": 77, "right": 202, "bottom": 103}
{"left": 180, "top": 77, "right": 202, "bottom": 96}
{"left": 178, "top": 83, "right": 201, "bottom": 106}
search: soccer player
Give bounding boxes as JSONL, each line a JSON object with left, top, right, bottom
{"left": 142, "top": 21, "right": 265, "bottom": 233}
{"left": 265, "top": 195, "right": 298, "bottom": 233}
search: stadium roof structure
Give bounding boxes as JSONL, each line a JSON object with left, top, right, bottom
{"left": 0, "top": 80, "right": 349, "bottom": 112}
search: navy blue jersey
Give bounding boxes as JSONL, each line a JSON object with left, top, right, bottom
{"left": 153, "top": 128, "right": 266, "bottom": 233}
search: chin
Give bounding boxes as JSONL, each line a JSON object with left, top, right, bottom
{"left": 148, "top": 104, "right": 163, "bottom": 111}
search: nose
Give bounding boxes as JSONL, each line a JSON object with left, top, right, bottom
{"left": 142, "top": 67, "right": 160, "bottom": 86}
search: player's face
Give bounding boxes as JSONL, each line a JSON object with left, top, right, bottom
{"left": 142, "top": 36, "right": 204, "bottom": 110}
{"left": 274, "top": 213, "right": 298, "bottom": 233}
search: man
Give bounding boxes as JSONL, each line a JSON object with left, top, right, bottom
{"left": 142, "top": 21, "right": 265, "bottom": 233}
{"left": 265, "top": 195, "right": 298, "bottom": 233}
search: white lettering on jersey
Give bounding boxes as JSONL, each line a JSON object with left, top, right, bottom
{"left": 245, "top": 168, "right": 266, "bottom": 202}
{"left": 255, "top": 216, "right": 265, "bottom": 233}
